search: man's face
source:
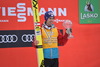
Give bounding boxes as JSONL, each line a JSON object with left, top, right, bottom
{"left": 46, "top": 17, "right": 54, "bottom": 26}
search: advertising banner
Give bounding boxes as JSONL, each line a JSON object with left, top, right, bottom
{"left": 0, "top": 0, "right": 75, "bottom": 48}
{"left": 79, "top": 0, "right": 100, "bottom": 24}
{"left": 0, "top": 0, "right": 34, "bottom": 48}
{"left": 0, "top": 0, "right": 34, "bottom": 30}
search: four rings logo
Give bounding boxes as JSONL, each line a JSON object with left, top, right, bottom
{"left": 0, "top": 34, "right": 34, "bottom": 43}
{"left": 0, "top": 35, "right": 18, "bottom": 43}
{"left": 21, "top": 34, "right": 34, "bottom": 42}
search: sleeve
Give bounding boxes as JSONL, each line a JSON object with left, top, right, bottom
{"left": 57, "top": 29, "right": 69, "bottom": 46}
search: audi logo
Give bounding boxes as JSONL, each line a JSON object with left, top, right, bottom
{"left": 21, "top": 34, "right": 34, "bottom": 42}
{"left": 0, "top": 35, "right": 18, "bottom": 43}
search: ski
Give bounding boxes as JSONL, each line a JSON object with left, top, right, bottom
{"left": 31, "top": 0, "right": 44, "bottom": 67}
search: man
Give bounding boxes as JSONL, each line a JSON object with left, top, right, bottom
{"left": 34, "top": 11, "right": 69, "bottom": 67}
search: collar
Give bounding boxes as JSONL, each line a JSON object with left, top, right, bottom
{"left": 42, "top": 23, "right": 55, "bottom": 30}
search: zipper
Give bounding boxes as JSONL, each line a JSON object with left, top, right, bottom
{"left": 50, "top": 48, "right": 52, "bottom": 59}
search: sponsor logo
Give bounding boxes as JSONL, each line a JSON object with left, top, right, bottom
{"left": 54, "top": 19, "right": 71, "bottom": 23}
{"left": 84, "top": 1, "right": 94, "bottom": 12}
{"left": 0, "top": 3, "right": 67, "bottom": 22}
{"left": 81, "top": 13, "right": 98, "bottom": 19}
{"left": 21, "top": 34, "right": 34, "bottom": 42}
{"left": 0, "top": 34, "right": 35, "bottom": 43}
{"left": 80, "top": 0, "right": 98, "bottom": 19}
{"left": 0, "top": 35, "right": 18, "bottom": 43}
